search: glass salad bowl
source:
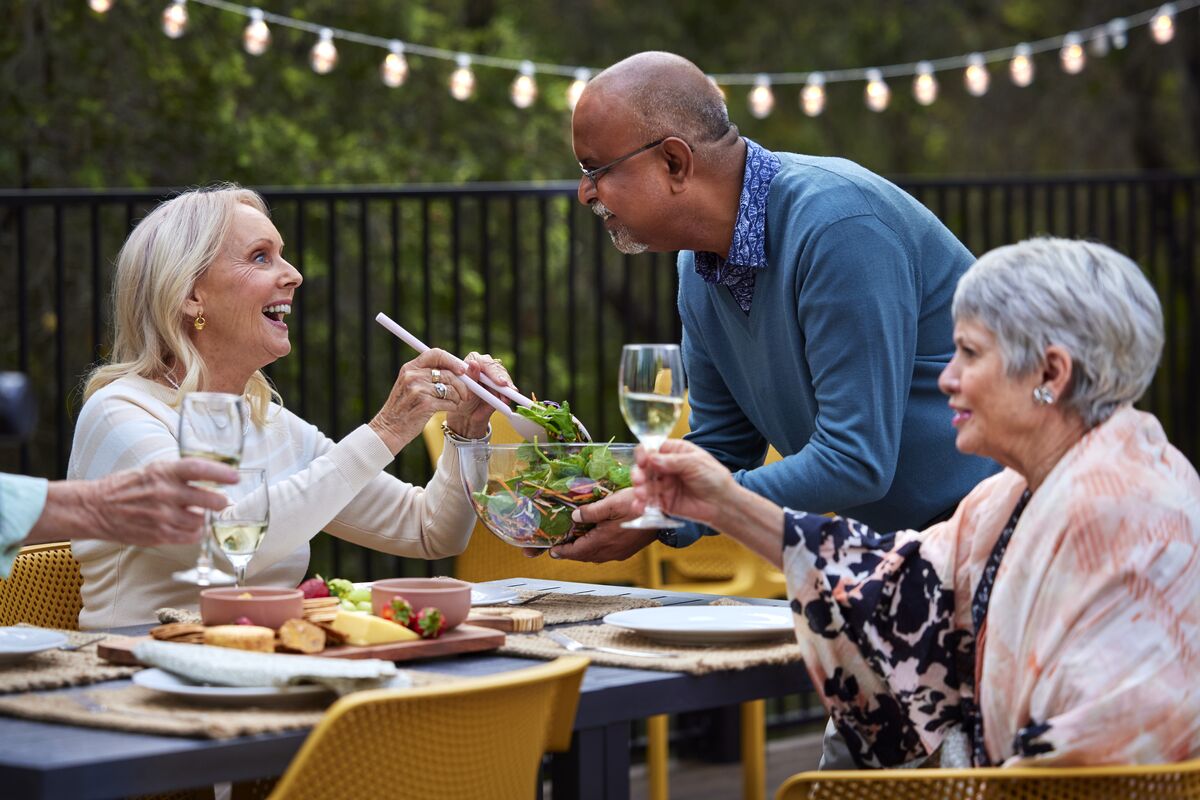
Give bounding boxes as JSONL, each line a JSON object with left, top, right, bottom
{"left": 458, "top": 442, "right": 637, "bottom": 548}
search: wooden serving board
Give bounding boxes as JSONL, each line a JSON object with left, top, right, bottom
{"left": 97, "top": 624, "right": 505, "bottom": 666}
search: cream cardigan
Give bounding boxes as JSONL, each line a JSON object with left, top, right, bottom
{"left": 68, "top": 375, "right": 478, "bottom": 629}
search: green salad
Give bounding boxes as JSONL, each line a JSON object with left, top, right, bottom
{"left": 513, "top": 399, "right": 588, "bottom": 443}
{"left": 469, "top": 441, "right": 633, "bottom": 547}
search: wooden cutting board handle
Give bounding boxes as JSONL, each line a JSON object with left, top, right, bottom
{"left": 465, "top": 608, "right": 543, "bottom": 633}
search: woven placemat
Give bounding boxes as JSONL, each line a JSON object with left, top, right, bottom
{"left": 0, "top": 631, "right": 139, "bottom": 694}
{"left": 512, "top": 591, "right": 661, "bottom": 624}
{"left": 0, "top": 669, "right": 459, "bottom": 739}
{"left": 499, "top": 622, "right": 800, "bottom": 675}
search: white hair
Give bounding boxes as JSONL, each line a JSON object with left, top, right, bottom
{"left": 952, "top": 238, "right": 1163, "bottom": 428}
{"left": 84, "top": 183, "right": 280, "bottom": 426}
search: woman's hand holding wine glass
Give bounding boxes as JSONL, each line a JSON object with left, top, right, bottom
{"left": 618, "top": 344, "right": 686, "bottom": 530}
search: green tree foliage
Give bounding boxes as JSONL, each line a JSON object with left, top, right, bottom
{"left": 2, "top": 0, "right": 1198, "bottom": 188}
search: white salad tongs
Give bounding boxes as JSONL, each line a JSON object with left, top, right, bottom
{"left": 374, "top": 312, "right": 592, "bottom": 443}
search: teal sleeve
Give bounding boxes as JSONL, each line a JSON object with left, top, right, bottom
{"left": 0, "top": 473, "right": 50, "bottom": 578}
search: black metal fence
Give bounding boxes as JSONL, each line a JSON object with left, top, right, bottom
{"left": 2, "top": 174, "right": 1198, "bottom": 573}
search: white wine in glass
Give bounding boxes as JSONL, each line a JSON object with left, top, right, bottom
{"left": 212, "top": 468, "right": 269, "bottom": 587}
{"left": 619, "top": 344, "right": 686, "bottom": 530}
{"left": 174, "top": 392, "right": 246, "bottom": 587}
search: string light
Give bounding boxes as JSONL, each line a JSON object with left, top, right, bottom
{"left": 511, "top": 61, "right": 538, "bottom": 108}
{"left": 913, "top": 61, "right": 938, "bottom": 106}
{"left": 88, "top": 0, "right": 113, "bottom": 13}
{"left": 161, "top": 0, "right": 187, "bottom": 39}
{"left": 1151, "top": 3, "right": 1177, "bottom": 42}
{"left": 865, "top": 69, "right": 890, "bottom": 112}
{"left": 310, "top": 27, "right": 337, "bottom": 74}
{"left": 381, "top": 41, "right": 408, "bottom": 88}
{"left": 242, "top": 8, "right": 270, "bottom": 56}
{"left": 450, "top": 54, "right": 475, "bottom": 101}
{"left": 1060, "top": 32, "right": 1086, "bottom": 74}
{"left": 567, "top": 69, "right": 589, "bottom": 110}
{"left": 801, "top": 73, "right": 826, "bottom": 117}
{"left": 124, "top": 0, "right": 1200, "bottom": 119}
{"left": 964, "top": 53, "right": 990, "bottom": 96}
{"left": 1010, "top": 43, "right": 1035, "bottom": 87}
{"left": 748, "top": 74, "right": 774, "bottom": 119}
{"left": 1108, "top": 17, "right": 1130, "bottom": 49}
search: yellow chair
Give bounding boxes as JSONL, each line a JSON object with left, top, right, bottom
{"left": 776, "top": 759, "right": 1200, "bottom": 800}
{"left": 0, "top": 542, "right": 83, "bottom": 629}
{"left": 268, "top": 656, "right": 589, "bottom": 800}
{"left": 423, "top": 412, "right": 670, "bottom": 799}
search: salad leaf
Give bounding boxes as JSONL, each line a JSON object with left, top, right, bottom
{"left": 514, "top": 400, "right": 587, "bottom": 443}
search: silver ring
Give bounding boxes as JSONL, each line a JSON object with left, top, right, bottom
{"left": 433, "top": 382, "right": 448, "bottom": 400}
{"left": 431, "top": 368, "right": 442, "bottom": 383}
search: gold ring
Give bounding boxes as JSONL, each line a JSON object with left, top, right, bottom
{"left": 431, "top": 368, "right": 442, "bottom": 383}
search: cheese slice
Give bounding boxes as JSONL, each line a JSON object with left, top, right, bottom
{"left": 329, "top": 609, "right": 419, "bottom": 646}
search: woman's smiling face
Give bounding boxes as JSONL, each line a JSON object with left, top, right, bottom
{"left": 189, "top": 203, "right": 302, "bottom": 378}
{"left": 938, "top": 318, "right": 1042, "bottom": 465}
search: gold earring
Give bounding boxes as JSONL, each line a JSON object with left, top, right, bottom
{"left": 193, "top": 312, "right": 206, "bottom": 332}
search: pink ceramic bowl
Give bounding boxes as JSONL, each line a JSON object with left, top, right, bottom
{"left": 371, "top": 578, "right": 471, "bottom": 630}
{"left": 200, "top": 587, "right": 304, "bottom": 629}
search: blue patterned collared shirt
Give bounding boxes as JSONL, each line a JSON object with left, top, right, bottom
{"left": 693, "top": 138, "right": 781, "bottom": 313}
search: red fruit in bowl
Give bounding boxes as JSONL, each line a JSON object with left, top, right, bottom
{"left": 412, "top": 607, "right": 446, "bottom": 639}
{"left": 234, "top": 616, "right": 255, "bottom": 626}
{"left": 298, "top": 576, "right": 330, "bottom": 599}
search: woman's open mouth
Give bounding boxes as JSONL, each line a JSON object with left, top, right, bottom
{"left": 951, "top": 409, "right": 972, "bottom": 427}
{"left": 263, "top": 303, "right": 291, "bottom": 329}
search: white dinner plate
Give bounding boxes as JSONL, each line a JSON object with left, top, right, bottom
{"left": 603, "top": 606, "right": 796, "bottom": 646}
{"left": 470, "top": 585, "right": 520, "bottom": 606}
{"left": 133, "top": 668, "right": 411, "bottom": 705}
{"left": 0, "top": 626, "right": 68, "bottom": 664}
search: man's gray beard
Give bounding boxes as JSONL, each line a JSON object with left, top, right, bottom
{"left": 591, "top": 200, "right": 648, "bottom": 255}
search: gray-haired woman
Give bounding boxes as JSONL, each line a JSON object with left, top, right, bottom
{"left": 634, "top": 238, "right": 1200, "bottom": 768}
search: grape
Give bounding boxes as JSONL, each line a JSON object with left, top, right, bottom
{"left": 355, "top": 600, "right": 372, "bottom": 612}
{"left": 347, "top": 588, "right": 371, "bottom": 603}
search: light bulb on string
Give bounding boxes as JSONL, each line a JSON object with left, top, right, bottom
{"left": 865, "top": 68, "right": 890, "bottom": 112}
{"left": 1151, "top": 3, "right": 1176, "bottom": 44}
{"left": 1108, "top": 18, "right": 1129, "bottom": 49}
{"left": 162, "top": 0, "right": 187, "bottom": 38}
{"left": 964, "top": 53, "right": 989, "bottom": 96}
{"left": 748, "top": 74, "right": 774, "bottom": 119}
{"left": 89, "top": 0, "right": 113, "bottom": 13}
{"left": 242, "top": 8, "right": 270, "bottom": 56}
{"left": 801, "top": 73, "right": 826, "bottom": 117}
{"left": 511, "top": 61, "right": 538, "bottom": 108}
{"left": 707, "top": 75, "right": 727, "bottom": 100}
{"left": 310, "top": 28, "right": 338, "bottom": 74}
{"left": 381, "top": 41, "right": 408, "bottom": 88}
{"left": 1060, "top": 32, "right": 1085, "bottom": 74}
{"left": 567, "top": 69, "right": 589, "bottom": 110}
{"left": 912, "top": 61, "right": 937, "bottom": 106}
{"left": 1010, "top": 43, "right": 1034, "bottom": 87}
{"left": 450, "top": 54, "right": 475, "bottom": 101}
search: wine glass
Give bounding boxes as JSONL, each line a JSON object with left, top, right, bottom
{"left": 618, "top": 344, "right": 686, "bottom": 529}
{"left": 211, "top": 468, "right": 269, "bottom": 587}
{"left": 173, "top": 392, "right": 246, "bottom": 586}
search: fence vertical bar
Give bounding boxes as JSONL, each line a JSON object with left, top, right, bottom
{"left": 593, "top": 214, "right": 607, "bottom": 436}
{"left": 452, "top": 195, "right": 462, "bottom": 356}
{"left": 90, "top": 203, "right": 102, "bottom": 360}
{"left": 16, "top": 205, "right": 28, "bottom": 472}
{"left": 359, "top": 198, "right": 372, "bottom": 582}
{"left": 54, "top": 204, "right": 65, "bottom": 477}
{"left": 567, "top": 201, "right": 578, "bottom": 407}
{"left": 509, "top": 196, "right": 521, "bottom": 386}
{"left": 422, "top": 198, "right": 432, "bottom": 347}
{"left": 481, "top": 198, "right": 492, "bottom": 355}
{"left": 295, "top": 200, "right": 308, "bottom": 422}
{"left": 539, "top": 196, "right": 549, "bottom": 395}
{"left": 327, "top": 199, "right": 341, "bottom": 577}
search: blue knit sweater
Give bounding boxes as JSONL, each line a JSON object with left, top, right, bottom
{"left": 675, "top": 153, "right": 998, "bottom": 540}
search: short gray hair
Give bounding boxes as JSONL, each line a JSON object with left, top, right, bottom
{"left": 952, "top": 238, "right": 1163, "bottom": 428}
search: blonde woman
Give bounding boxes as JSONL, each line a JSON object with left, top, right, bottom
{"left": 634, "top": 239, "right": 1200, "bottom": 767}
{"left": 70, "top": 184, "right": 509, "bottom": 628}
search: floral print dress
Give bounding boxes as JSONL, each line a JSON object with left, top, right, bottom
{"left": 781, "top": 407, "right": 1200, "bottom": 768}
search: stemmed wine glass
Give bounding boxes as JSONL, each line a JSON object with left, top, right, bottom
{"left": 211, "top": 468, "right": 269, "bottom": 587}
{"left": 618, "top": 344, "right": 686, "bottom": 529}
{"left": 173, "top": 392, "right": 246, "bottom": 586}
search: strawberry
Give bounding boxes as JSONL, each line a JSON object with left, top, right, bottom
{"left": 380, "top": 604, "right": 395, "bottom": 621}
{"left": 389, "top": 598, "right": 415, "bottom": 627}
{"left": 298, "top": 575, "right": 330, "bottom": 599}
{"left": 234, "top": 616, "right": 255, "bottom": 626}
{"left": 413, "top": 607, "right": 446, "bottom": 639}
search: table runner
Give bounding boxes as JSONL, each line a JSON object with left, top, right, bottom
{"left": 0, "top": 669, "right": 459, "bottom": 739}
{"left": 511, "top": 591, "right": 660, "bottom": 624}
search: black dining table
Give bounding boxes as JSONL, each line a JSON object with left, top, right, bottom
{"left": 0, "top": 578, "right": 811, "bottom": 800}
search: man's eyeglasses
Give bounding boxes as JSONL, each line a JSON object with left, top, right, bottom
{"left": 579, "top": 138, "right": 667, "bottom": 191}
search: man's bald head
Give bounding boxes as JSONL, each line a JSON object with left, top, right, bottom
{"left": 583, "top": 52, "right": 733, "bottom": 145}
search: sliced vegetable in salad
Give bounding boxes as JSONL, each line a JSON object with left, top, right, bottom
{"left": 513, "top": 399, "right": 588, "bottom": 443}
